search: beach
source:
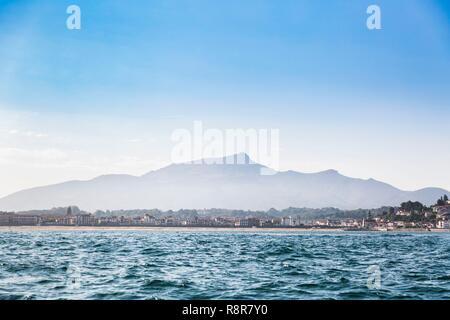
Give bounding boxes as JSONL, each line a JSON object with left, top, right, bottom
{"left": 0, "top": 226, "right": 448, "bottom": 233}
{"left": 0, "top": 226, "right": 347, "bottom": 232}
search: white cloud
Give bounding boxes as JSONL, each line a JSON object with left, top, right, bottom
{"left": 7, "top": 129, "right": 48, "bottom": 138}
{"left": 0, "top": 147, "right": 68, "bottom": 166}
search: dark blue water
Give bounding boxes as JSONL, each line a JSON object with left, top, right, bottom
{"left": 1, "top": 230, "right": 450, "bottom": 300}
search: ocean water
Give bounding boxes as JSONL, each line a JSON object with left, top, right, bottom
{"left": 1, "top": 230, "right": 450, "bottom": 300}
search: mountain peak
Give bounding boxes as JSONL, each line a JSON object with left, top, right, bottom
{"left": 319, "top": 169, "right": 340, "bottom": 175}
{"left": 189, "top": 153, "right": 256, "bottom": 165}
{"left": 221, "top": 153, "right": 253, "bottom": 165}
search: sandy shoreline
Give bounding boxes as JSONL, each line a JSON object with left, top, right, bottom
{"left": 0, "top": 226, "right": 347, "bottom": 232}
{"left": 0, "top": 226, "right": 448, "bottom": 233}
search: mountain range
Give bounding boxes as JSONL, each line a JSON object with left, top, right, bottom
{"left": 0, "top": 153, "right": 447, "bottom": 212}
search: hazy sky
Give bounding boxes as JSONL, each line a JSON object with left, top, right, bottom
{"left": 0, "top": 0, "right": 449, "bottom": 197}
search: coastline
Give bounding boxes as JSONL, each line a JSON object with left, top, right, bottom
{"left": 0, "top": 226, "right": 345, "bottom": 232}
{"left": 0, "top": 226, "right": 448, "bottom": 233}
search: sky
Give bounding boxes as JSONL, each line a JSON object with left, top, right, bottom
{"left": 0, "top": 0, "right": 449, "bottom": 197}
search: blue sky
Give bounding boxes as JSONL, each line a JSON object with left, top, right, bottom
{"left": 0, "top": 0, "right": 449, "bottom": 197}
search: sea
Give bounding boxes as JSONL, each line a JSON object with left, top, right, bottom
{"left": 1, "top": 230, "right": 450, "bottom": 300}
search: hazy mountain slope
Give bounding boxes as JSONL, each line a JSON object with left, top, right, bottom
{"left": 0, "top": 154, "right": 447, "bottom": 211}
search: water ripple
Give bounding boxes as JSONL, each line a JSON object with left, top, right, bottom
{"left": 0, "top": 231, "right": 449, "bottom": 299}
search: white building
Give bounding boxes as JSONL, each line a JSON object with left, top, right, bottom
{"left": 144, "top": 215, "right": 157, "bottom": 225}
{"left": 281, "top": 216, "right": 293, "bottom": 227}
{"left": 396, "top": 210, "right": 411, "bottom": 217}
{"left": 437, "top": 220, "right": 450, "bottom": 229}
